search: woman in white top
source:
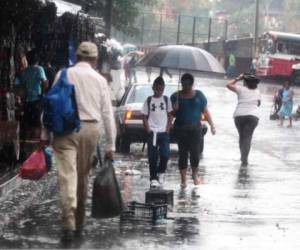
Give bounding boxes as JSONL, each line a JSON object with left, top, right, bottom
{"left": 226, "top": 74, "right": 261, "bottom": 166}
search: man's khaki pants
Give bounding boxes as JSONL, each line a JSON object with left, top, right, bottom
{"left": 53, "top": 122, "right": 100, "bottom": 231}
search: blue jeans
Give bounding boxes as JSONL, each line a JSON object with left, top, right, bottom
{"left": 147, "top": 132, "right": 170, "bottom": 181}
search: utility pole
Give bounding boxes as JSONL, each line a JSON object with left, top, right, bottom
{"left": 158, "top": 13, "right": 163, "bottom": 44}
{"left": 207, "top": 18, "right": 212, "bottom": 52}
{"left": 176, "top": 15, "right": 181, "bottom": 45}
{"left": 141, "top": 14, "right": 145, "bottom": 45}
{"left": 192, "top": 16, "right": 196, "bottom": 45}
{"left": 254, "top": 0, "right": 260, "bottom": 57}
{"left": 105, "top": 0, "right": 113, "bottom": 38}
{"left": 224, "top": 19, "right": 228, "bottom": 41}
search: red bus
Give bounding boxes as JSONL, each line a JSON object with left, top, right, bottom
{"left": 256, "top": 31, "right": 300, "bottom": 83}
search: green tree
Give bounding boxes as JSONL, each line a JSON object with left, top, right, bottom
{"left": 166, "top": 0, "right": 212, "bottom": 16}
{"left": 66, "top": 0, "right": 157, "bottom": 35}
{"left": 213, "top": 0, "right": 256, "bottom": 38}
{"left": 281, "top": 0, "right": 300, "bottom": 32}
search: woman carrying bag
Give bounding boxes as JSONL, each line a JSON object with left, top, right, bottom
{"left": 226, "top": 74, "right": 261, "bottom": 167}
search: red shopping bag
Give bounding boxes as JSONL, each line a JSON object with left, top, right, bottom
{"left": 19, "top": 150, "right": 47, "bottom": 180}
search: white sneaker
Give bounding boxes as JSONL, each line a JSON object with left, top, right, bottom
{"left": 150, "top": 180, "right": 160, "bottom": 188}
{"left": 158, "top": 173, "right": 165, "bottom": 185}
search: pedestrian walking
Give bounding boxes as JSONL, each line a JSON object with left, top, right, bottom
{"left": 15, "top": 51, "right": 48, "bottom": 140}
{"left": 123, "top": 56, "right": 130, "bottom": 83}
{"left": 273, "top": 86, "right": 284, "bottom": 116}
{"left": 226, "top": 73, "right": 261, "bottom": 166}
{"left": 40, "top": 42, "right": 116, "bottom": 243}
{"left": 146, "top": 66, "right": 152, "bottom": 82}
{"left": 171, "top": 73, "right": 216, "bottom": 189}
{"left": 128, "top": 55, "right": 138, "bottom": 84}
{"left": 278, "top": 81, "right": 294, "bottom": 127}
{"left": 226, "top": 53, "right": 237, "bottom": 78}
{"left": 250, "top": 57, "right": 258, "bottom": 74}
{"left": 142, "top": 76, "right": 173, "bottom": 188}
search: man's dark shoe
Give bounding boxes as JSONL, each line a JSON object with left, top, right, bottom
{"left": 61, "top": 229, "right": 74, "bottom": 243}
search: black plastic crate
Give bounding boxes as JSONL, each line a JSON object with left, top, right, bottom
{"left": 145, "top": 189, "right": 174, "bottom": 206}
{"left": 120, "top": 201, "right": 168, "bottom": 222}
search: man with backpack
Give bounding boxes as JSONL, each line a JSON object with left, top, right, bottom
{"left": 141, "top": 77, "right": 173, "bottom": 188}
{"left": 40, "top": 41, "right": 116, "bottom": 243}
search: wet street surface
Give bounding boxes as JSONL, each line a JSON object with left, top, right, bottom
{"left": 1, "top": 73, "right": 300, "bottom": 249}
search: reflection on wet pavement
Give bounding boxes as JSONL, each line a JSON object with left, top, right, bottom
{"left": 1, "top": 75, "right": 300, "bottom": 249}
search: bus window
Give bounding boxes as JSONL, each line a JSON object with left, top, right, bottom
{"left": 277, "top": 43, "right": 283, "bottom": 53}
{"left": 288, "top": 43, "right": 300, "bottom": 56}
{"left": 267, "top": 38, "right": 275, "bottom": 53}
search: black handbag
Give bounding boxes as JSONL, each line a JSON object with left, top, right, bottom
{"left": 91, "top": 160, "right": 123, "bottom": 218}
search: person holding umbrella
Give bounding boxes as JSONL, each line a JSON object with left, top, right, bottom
{"left": 171, "top": 73, "right": 216, "bottom": 188}
{"left": 226, "top": 73, "right": 261, "bottom": 166}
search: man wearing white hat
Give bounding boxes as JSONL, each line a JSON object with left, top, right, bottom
{"left": 41, "top": 41, "right": 116, "bottom": 242}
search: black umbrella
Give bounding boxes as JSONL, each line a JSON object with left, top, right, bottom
{"left": 138, "top": 45, "right": 225, "bottom": 74}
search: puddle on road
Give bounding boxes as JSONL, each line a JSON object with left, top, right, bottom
{"left": 0, "top": 158, "right": 204, "bottom": 249}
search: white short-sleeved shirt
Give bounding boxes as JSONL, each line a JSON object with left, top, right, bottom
{"left": 141, "top": 96, "right": 173, "bottom": 133}
{"left": 234, "top": 85, "right": 261, "bottom": 118}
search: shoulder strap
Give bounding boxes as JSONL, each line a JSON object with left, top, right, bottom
{"left": 58, "top": 69, "right": 67, "bottom": 86}
{"left": 163, "top": 95, "right": 168, "bottom": 112}
{"left": 147, "top": 96, "right": 152, "bottom": 118}
{"left": 60, "top": 68, "right": 67, "bottom": 78}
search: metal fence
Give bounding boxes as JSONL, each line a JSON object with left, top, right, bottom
{"left": 112, "top": 12, "right": 228, "bottom": 46}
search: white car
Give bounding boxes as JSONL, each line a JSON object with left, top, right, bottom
{"left": 114, "top": 82, "right": 208, "bottom": 153}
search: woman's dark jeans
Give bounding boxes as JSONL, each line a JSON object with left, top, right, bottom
{"left": 147, "top": 132, "right": 170, "bottom": 181}
{"left": 234, "top": 115, "right": 259, "bottom": 165}
{"left": 175, "top": 125, "right": 202, "bottom": 170}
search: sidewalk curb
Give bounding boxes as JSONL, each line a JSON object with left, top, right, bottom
{"left": 0, "top": 174, "right": 22, "bottom": 198}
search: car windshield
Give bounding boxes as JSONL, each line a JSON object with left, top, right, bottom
{"left": 127, "top": 84, "right": 178, "bottom": 104}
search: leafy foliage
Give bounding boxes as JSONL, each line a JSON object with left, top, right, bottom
{"left": 213, "top": 0, "right": 300, "bottom": 37}
{"left": 166, "top": 0, "right": 212, "bottom": 16}
{"left": 66, "top": 0, "right": 157, "bottom": 35}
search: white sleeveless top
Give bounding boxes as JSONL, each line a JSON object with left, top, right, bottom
{"left": 234, "top": 85, "right": 261, "bottom": 118}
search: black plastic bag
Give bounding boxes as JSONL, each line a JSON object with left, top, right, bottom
{"left": 92, "top": 160, "right": 123, "bottom": 218}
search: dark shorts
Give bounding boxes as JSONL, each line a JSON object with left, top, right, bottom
{"left": 175, "top": 125, "right": 202, "bottom": 170}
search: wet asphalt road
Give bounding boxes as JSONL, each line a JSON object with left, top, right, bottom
{"left": 1, "top": 72, "right": 300, "bottom": 249}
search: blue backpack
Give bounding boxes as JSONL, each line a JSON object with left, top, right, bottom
{"left": 43, "top": 69, "right": 80, "bottom": 135}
